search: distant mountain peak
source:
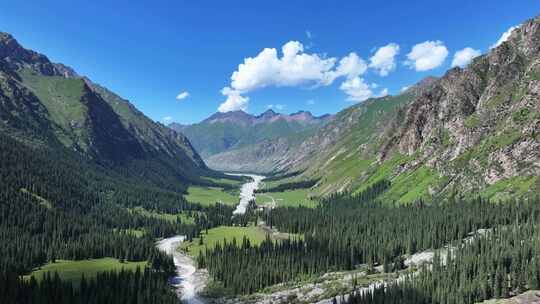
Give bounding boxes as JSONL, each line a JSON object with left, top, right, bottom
{"left": 403, "top": 76, "right": 438, "bottom": 96}
{"left": 201, "top": 109, "right": 332, "bottom": 126}
{"left": 258, "top": 109, "right": 278, "bottom": 119}
{"left": 0, "top": 31, "right": 76, "bottom": 77}
{"left": 203, "top": 110, "right": 253, "bottom": 125}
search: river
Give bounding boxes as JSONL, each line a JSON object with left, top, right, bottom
{"left": 156, "top": 173, "right": 265, "bottom": 303}
{"left": 156, "top": 236, "right": 206, "bottom": 304}
{"left": 225, "top": 173, "right": 265, "bottom": 214}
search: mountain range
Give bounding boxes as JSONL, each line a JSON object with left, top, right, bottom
{"left": 2, "top": 14, "right": 540, "bottom": 205}
{"left": 177, "top": 15, "right": 540, "bottom": 203}
{"left": 170, "top": 109, "right": 333, "bottom": 172}
{"left": 1, "top": 12, "right": 540, "bottom": 304}
{"left": 272, "top": 16, "right": 540, "bottom": 202}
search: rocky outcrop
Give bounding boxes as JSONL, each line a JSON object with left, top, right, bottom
{"left": 0, "top": 32, "right": 75, "bottom": 77}
{"left": 379, "top": 15, "right": 540, "bottom": 194}
{"left": 269, "top": 16, "right": 539, "bottom": 201}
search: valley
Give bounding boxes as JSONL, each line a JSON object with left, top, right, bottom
{"left": 1, "top": 5, "right": 539, "bottom": 304}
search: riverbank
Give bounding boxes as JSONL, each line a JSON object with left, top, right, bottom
{"left": 156, "top": 236, "right": 208, "bottom": 304}
{"left": 156, "top": 174, "right": 265, "bottom": 303}
{"left": 225, "top": 173, "right": 265, "bottom": 214}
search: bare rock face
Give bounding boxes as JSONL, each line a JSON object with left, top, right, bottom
{"left": 271, "top": 16, "right": 539, "bottom": 201}
{"left": 379, "top": 15, "right": 540, "bottom": 194}
{"left": 0, "top": 32, "right": 73, "bottom": 77}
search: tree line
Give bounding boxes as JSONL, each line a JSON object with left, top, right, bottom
{"left": 255, "top": 178, "right": 319, "bottom": 193}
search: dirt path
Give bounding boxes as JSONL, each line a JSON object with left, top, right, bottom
{"left": 259, "top": 194, "right": 276, "bottom": 209}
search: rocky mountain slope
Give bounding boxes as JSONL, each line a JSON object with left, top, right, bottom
{"left": 273, "top": 15, "right": 540, "bottom": 202}
{"left": 0, "top": 32, "right": 215, "bottom": 188}
{"left": 170, "top": 109, "right": 333, "bottom": 172}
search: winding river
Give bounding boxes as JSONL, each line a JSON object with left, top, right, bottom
{"left": 156, "top": 236, "right": 205, "bottom": 304}
{"left": 157, "top": 173, "right": 265, "bottom": 303}
{"left": 226, "top": 173, "right": 265, "bottom": 214}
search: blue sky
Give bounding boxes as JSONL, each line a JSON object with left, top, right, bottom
{"left": 1, "top": 1, "right": 538, "bottom": 124}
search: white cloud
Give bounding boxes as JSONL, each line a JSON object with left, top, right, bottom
{"left": 451, "top": 47, "right": 481, "bottom": 67}
{"left": 490, "top": 25, "right": 520, "bottom": 49}
{"left": 230, "top": 41, "right": 337, "bottom": 92}
{"left": 267, "top": 104, "right": 285, "bottom": 110}
{"left": 306, "top": 99, "right": 315, "bottom": 105}
{"left": 306, "top": 30, "right": 312, "bottom": 39}
{"left": 176, "top": 91, "right": 189, "bottom": 100}
{"left": 377, "top": 88, "right": 389, "bottom": 97}
{"left": 369, "top": 43, "right": 400, "bottom": 76}
{"left": 401, "top": 86, "right": 410, "bottom": 93}
{"left": 321, "top": 52, "right": 368, "bottom": 85}
{"left": 162, "top": 116, "right": 173, "bottom": 123}
{"left": 218, "top": 40, "right": 368, "bottom": 111}
{"left": 340, "top": 77, "right": 373, "bottom": 102}
{"left": 218, "top": 87, "right": 249, "bottom": 112}
{"left": 405, "top": 40, "right": 448, "bottom": 71}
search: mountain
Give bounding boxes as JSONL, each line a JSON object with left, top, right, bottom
{"left": 0, "top": 32, "right": 215, "bottom": 189}
{"left": 170, "top": 109, "right": 333, "bottom": 172}
{"left": 273, "top": 16, "right": 540, "bottom": 202}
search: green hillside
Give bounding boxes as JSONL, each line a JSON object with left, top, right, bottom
{"left": 268, "top": 18, "right": 540, "bottom": 204}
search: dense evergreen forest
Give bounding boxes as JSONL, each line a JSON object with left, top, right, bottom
{"left": 0, "top": 267, "right": 178, "bottom": 304}
{"left": 0, "top": 133, "right": 236, "bottom": 302}
{"left": 3, "top": 128, "right": 539, "bottom": 303}
{"left": 200, "top": 180, "right": 540, "bottom": 295}
{"left": 340, "top": 220, "right": 540, "bottom": 304}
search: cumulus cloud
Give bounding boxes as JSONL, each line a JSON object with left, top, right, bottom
{"left": 451, "top": 47, "right": 481, "bottom": 67}
{"left": 162, "top": 116, "right": 173, "bottom": 123}
{"left": 369, "top": 43, "right": 400, "bottom": 76}
{"left": 229, "top": 41, "right": 337, "bottom": 92}
{"left": 340, "top": 77, "right": 373, "bottom": 102}
{"left": 490, "top": 25, "right": 520, "bottom": 49}
{"left": 322, "top": 52, "right": 368, "bottom": 85}
{"left": 176, "top": 91, "right": 189, "bottom": 100}
{"left": 405, "top": 40, "right": 448, "bottom": 71}
{"left": 401, "top": 86, "right": 410, "bottom": 93}
{"left": 218, "top": 87, "right": 249, "bottom": 112}
{"left": 218, "top": 41, "right": 368, "bottom": 111}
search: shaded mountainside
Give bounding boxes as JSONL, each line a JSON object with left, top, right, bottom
{"left": 0, "top": 31, "right": 216, "bottom": 189}
{"left": 276, "top": 16, "right": 540, "bottom": 202}
{"left": 170, "top": 109, "right": 333, "bottom": 173}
